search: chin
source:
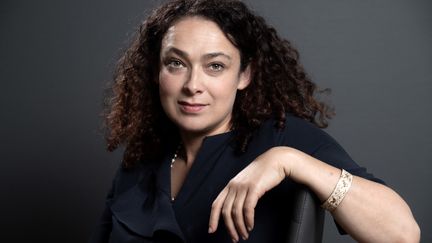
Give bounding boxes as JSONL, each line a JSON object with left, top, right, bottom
{"left": 177, "top": 122, "right": 210, "bottom": 134}
{"left": 174, "top": 118, "right": 219, "bottom": 136}
{"left": 167, "top": 111, "right": 230, "bottom": 136}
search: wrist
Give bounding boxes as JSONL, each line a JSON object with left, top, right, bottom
{"left": 271, "top": 146, "right": 300, "bottom": 180}
{"left": 273, "top": 147, "right": 339, "bottom": 198}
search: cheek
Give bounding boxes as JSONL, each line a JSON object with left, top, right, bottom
{"left": 158, "top": 72, "right": 179, "bottom": 97}
{"left": 158, "top": 73, "right": 179, "bottom": 117}
{"left": 210, "top": 77, "right": 239, "bottom": 100}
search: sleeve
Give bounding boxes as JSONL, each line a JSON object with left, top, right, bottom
{"left": 88, "top": 206, "right": 113, "bottom": 243}
{"left": 87, "top": 171, "right": 117, "bottom": 243}
{"left": 278, "top": 115, "right": 385, "bottom": 234}
{"left": 311, "top": 141, "right": 385, "bottom": 185}
{"left": 311, "top": 141, "right": 386, "bottom": 235}
{"left": 278, "top": 115, "right": 384, "bottom": 184}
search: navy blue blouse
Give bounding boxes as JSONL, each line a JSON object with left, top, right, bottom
{"left": 89, "top": 114, "right": 383, "bottom": 243}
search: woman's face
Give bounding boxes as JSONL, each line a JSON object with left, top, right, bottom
{"left": 159, "top": 17, "right": 250, "bottom": 137}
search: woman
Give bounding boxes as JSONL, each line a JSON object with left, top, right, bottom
{"left": 90, "top": 0, "right": 420, "bottom": 242}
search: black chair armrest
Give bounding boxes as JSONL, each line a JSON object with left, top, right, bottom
{"left": 285, "top": 185, "right": 325, "bottom": 243}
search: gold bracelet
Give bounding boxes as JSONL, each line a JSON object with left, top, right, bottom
{"left": 321, "top": 169, "right": 353, "bottom": 212}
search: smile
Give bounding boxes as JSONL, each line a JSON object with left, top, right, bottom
{"left": 178, "top": 101, "right": 208, "bottom": 113}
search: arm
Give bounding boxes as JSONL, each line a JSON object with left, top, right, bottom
{"left": 88, "top": 206, "right": 113, "bottom": 243}
{"left": 285, "top": 146, "right": 420, "bottom": 243}
{"left": 208, "top": 146, "right": 420, "bottom": 243}
{"left": 88, "top": 170, "right": 118, "bottom": 243}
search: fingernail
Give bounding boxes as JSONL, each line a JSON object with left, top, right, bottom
{"left": 247, "top": 226, "right": 252, "bottom": 231}
{"left": 232, "top": 238, "right": 236, "bottom": 243}
{"left": 208, "top": 227, "right": 212, "bottom": 233}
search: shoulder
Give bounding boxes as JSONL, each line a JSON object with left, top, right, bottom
{"left": 108, "top": 162, "right": 157, "bottom": 200}
{"left": 256, "top": 113, "right": 337, "bottom": 155}
{"left": 264, "top": 114, "right": 383, "bottom": 184}
{"left": 254, "top": 114, "right": 367, "bottom": 170}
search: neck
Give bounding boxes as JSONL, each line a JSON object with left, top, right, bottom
{"left": 178, "top": 119, "right": 233, "bottom": 165}
{"left": 179, "top": 131, "right": 205, "bottom": 166}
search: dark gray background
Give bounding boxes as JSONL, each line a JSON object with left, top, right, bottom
{"left": 1, "top": 0, "right": 430, "bottom": 242}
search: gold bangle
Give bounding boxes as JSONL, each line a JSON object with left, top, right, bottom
{"left": 321, "top": 169, "right": 353, "bottom": 212}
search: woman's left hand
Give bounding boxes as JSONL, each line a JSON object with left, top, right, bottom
{"left": 207, "top": 147, "right": 293, "bottom": 242}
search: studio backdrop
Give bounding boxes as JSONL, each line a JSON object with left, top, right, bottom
{"left": 0, "top": 0, "right": 430, "bottom": 242}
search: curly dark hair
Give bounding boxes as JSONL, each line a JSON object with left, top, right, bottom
{"left": 103, "top": 0, "right": 334, "bottom": 168}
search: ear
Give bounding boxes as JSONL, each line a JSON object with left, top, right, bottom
{"left": 237, "top": 64, "right": 252, "bottom": 90}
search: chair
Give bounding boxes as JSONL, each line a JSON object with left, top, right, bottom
{"left": 285, "top": 185, "right": 325, "bottom": 243}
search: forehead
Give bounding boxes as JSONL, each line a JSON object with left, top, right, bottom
{"left": 160, "top": 16, "right": 239, "bottom": 58}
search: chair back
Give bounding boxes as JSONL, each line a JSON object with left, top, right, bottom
{"left": 285, "top": 185, "right": 325, "bottom": 243}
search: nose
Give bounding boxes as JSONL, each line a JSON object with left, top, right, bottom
{"left": 182, "top": 66, "right": 204, "bottom": 95}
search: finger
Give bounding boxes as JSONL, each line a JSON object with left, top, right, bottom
{"left": 209, "top": 187, "right": 229, "bottom": 233}
{"left": 232, "top": 188, "right": 249, "bottom": 240}
{"left": 243, "top": 188, "right": 260, "bottom": 231}
{"left": 222, "top": 188, "right": 239, "bottom": 242}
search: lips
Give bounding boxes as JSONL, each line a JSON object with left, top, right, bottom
{"left": 178, "top": 101, "right": 208, "bottom": 113}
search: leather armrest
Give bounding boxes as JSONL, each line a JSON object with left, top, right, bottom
{"left": 285, "top": 185, "right": 325, "bottom": 243}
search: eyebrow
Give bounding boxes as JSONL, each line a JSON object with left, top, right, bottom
{"left": 162, "top": 47, "right": 232, "bottom": 61}
{"left": 203, "top": 52, "right": 232, "bottom": 60}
